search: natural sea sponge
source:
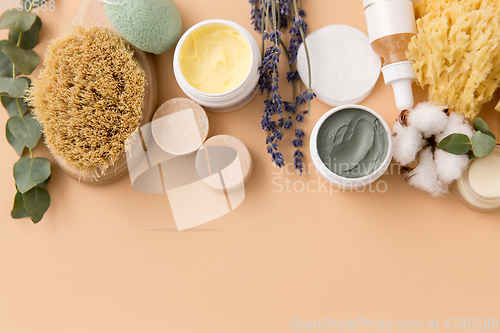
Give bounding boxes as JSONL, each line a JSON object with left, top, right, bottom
{"left": 407, "top": 0, "right": 500, "bottom": 120}
{"left": 28, "top": 26, "right": 146, "bottom": 174}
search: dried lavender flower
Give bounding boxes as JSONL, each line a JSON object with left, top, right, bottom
{"left": 250, "top": 0, "right": 314, "bottom": 175}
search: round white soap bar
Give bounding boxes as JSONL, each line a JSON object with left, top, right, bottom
{"left": 468, "top": 153, "right": 500, "bottom": 199}
{"left": 195, "top": 135, "right": 253, "bottom": 191}
{"left": 297, "top": 24, "right": 381, "bottom": 106}
{"left": 151, "top": 98, "right": 209, "bottom": 155}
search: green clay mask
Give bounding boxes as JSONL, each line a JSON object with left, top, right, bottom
{"left": 317, "top": 108, "right": 388, "bottom": 179}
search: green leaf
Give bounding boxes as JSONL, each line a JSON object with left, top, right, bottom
{"left": 468, "top": 152, "right": 478, "bottom": 160}
{"left": 1, "top": 42, "right": 39, "bottom": 75}
{"left": 7, "top": 114, "right": 42, "bottom": 149}
{"left": 11, "top": 174, "right": 49, "bottom": 221}
{"left": 473, "top": 118, "right": 495, "bottom": 140}
{"left": 438, "top": 133, "right": 471, "bottom": 155}
{"left": 6, "top": 124, "right": 25, "bottom": 156}
{"left": 0, "top": 10, "right": 36, "bottom": 32}
{"left": 8, "top": 16, "right": 42, "bottom": 50}
{"left": 0, "top": 76, "right": 30, "bottom": 98}
{"left": 11, "top": 191, "right": 29, "bottom": 219}
{"left": 13, "top": 156, "right": 51, "bottom": 194}
{"left": 22, "top": 186, "right": 50, "bottom": 223}
{"left": 1, "top": 96, "right": 29, "bottom": 117}
{"left": 36, "top": 176, "right": 50, "bottom": 189}
{"left": 0, "top": 40, "right": 21, "bottom": 78}
{"left": 471, "top": 131, "right": 496, "bottom": 158}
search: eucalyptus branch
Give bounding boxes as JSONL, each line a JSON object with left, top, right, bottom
{"left": 1, "top": 0, "right": 52, "bottom": 223}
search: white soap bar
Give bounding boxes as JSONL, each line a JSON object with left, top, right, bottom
{"left": 195, "top": 135, "right": 253, "bottom": 191}
{"left": 468, "top": 153, "right": 500, "bottom": 198}
{"left": 297, "top": 24, "right": 381, "bottom": 106}
{"left": 151, "top": 98, "right": 209, "bottom": 155}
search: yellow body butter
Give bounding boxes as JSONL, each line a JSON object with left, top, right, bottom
{"left": 179, "top": 23, "right": 252, "bottom": 94}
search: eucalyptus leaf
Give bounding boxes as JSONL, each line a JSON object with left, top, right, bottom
{"left": 468, "top": 152, "right": 478, "bottom": 160}
{"left": 8, "top": 16, "right": 42, "bottom": 50}
{"left": 7, "top": 114, "right": 42, "bottom": 149}
{"left": 437, "top": 133, "right": 471, "bottom": 155}
{"left": 22, "top": 186, "right": 50, "bottom": 223}
{"left": 0, "top": 40, "right": 20, "bottom": 78}
{"left": 36, "top": 176, "right": 50, "bottom": 189}
{"left": 13, "top": 156, "right": 51, "bottom": 194}
{"left": 0, "top": 10, "right": 36, "bottom": 32}
{"left": 473, "top": 118, "right": 495, "bottom": 140}
{"left": 11, "top": 191, "right": 29, "bottom": 219}
{"left": 0, "top": 76, "right": 30, "bottom": 98}
{"left": 6, "top": 124, "right": 25, "bottom": 156}
{"left": 1, "top": 42, "right": 39, "bottom": 75}
{"left": 1, "top": 96, "right": 29, "bottom": 117}
{"left": 471, "top": 131, "right": 496, "bottom": 158}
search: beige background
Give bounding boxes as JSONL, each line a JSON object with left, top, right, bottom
{"left": 1, "top": 0, "right": 500, "bottom": 332}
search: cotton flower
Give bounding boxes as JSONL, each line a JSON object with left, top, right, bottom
{"left": 392, "top": 121, "right": 426, "bottom": 166}
{"left": 435, "top": 111, "right": 474, "bottom": 142}
{"left": 392, "top": 102, "right": 473, "bottom": 197}
{"left": 407, "top": 101, "right": 449, "bottom": 137}
{"left": 434, "top": 149, "right": 469, "bottom": 184}
{"left": 407, "top": 147, "right": 449, "bottom": 196}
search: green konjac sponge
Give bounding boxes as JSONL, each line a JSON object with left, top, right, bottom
{"left": 103, "top": 0, "right": 182, "bottom": 54}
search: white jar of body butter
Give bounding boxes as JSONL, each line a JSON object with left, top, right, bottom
{"left": 173, "top": 19, "right": 260, "bottom": 113}
{"left": 310, "top": 105, "right": 393, "bottom": 190}
{"left": 453, "top": 145, "right": 500, "bottom": 212}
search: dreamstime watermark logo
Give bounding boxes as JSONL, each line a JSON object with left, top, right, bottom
{"left": 125, "top": 109, "right": 245, "bottom": 231}
{"left": 271, "top": 162, "right": 401, "bottom": 195}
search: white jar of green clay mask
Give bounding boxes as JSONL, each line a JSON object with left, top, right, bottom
{"left": 173, "top": 19, "right": 260, "bottom": 112}
{"left": 310, "top": 105, "right": 393, "bottom": 190}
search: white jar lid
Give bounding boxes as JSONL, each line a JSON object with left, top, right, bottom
{"left": 297, "top": 24, "right": 381, "bottom": 107}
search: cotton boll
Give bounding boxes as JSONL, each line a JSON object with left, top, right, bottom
{"left": 392, "top": 121, "right": 426, "bottom": 165}
{"left": 407, "top": 147, "right": 449, "bottom": 196}
{"left": 435, "top": 111, "right": 473, "bottom": 142}
{"left": 407, "top": 102, "right": 449, "bottom": 137}
{"left": 434, "top": 149, "right": 469, "bottom": 184}
{"left": 395, "top": 104, "right": 473, "bottom": 197}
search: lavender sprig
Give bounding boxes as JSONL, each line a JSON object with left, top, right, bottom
{"left": 259, "top": 1, "right": 285, "bottom": 167}
{"left": 251, "top": 0, "right": 314, "bottom": 175}
{"left": 250, "top": 0, "right": 262, "bottom": 32}
{"left": 289, "top": 1, "right": 316, "bottom": 174}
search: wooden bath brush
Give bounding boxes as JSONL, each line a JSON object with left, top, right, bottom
{"left": 29, "top": 0, "right": 157, "bottom": 184}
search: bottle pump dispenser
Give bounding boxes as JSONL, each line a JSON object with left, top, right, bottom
{"left": 363, "top": 0, "right": 417, "bottom": 111}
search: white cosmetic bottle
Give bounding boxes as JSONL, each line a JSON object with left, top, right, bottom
{"left": 363, "top": 0, "right": 417, "bottom": 111}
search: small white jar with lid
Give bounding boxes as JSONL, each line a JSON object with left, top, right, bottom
{"left": 453, "top": 145, "right": 500, "bottom": 212}
{"left": 173, "top": 19, "right": 260, "bottom": 113}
